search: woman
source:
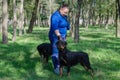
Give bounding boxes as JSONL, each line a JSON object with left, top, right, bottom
{"left": 48, "top": 4, "right": 70, "bottom": 74}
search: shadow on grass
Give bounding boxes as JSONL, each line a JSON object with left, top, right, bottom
{"left": 0, "top": 28, "right": 53, "bottom": 80}
{"left": 0, "top": 41, "right": 99, "bottom": 80}
{"left": 67, "top": 33, "right": 120, "bottom": 80}
{"left": 68, "top": 37, "right": 120, "bottom": 54}
{"left": 0, "top": 41, "right": 53, "bottom": 80}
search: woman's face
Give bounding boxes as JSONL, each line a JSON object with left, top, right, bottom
{"left": 60, "top": 7, "right": 69, "bottom": 16}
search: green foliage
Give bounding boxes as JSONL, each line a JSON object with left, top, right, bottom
{"left": 0, "top": 27, "right": 120, "bottom": 80}
{"left": 40, "top": 14, "right": 48, "bottom": 21}
{"left": 7, "top": 0, "right": 35, "bottom": 20}
{"left": 55, "top": 0, "right": 65, "bottom": 5}
{"left": 24, "top": 0, "right": 35, "bottom": 19}
{"left": 94, "top": 0, "right": 116, "bottom": 16}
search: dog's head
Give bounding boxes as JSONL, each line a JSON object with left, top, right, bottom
{"left": 56, "top": 40, "right": 67, "bottom": 51}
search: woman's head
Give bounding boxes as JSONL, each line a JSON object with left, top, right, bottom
{"left": 59, "top": 4, "right": 69, "bottom": 16}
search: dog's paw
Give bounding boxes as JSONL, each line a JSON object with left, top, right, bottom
{"left": 88, "top": 69, "right": 94, "bottom": 80}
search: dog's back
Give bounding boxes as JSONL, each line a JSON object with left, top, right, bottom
{"left": 37, "top": 43, "right": 52, "bottom": 54}
{"left": 66, "top": 51, "right": 91, "bottom": 68}
{"left": 37, "top": 43, "right": 52, "bottom": 62}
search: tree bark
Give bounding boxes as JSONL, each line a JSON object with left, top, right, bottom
{"left": 28, "top": 0, "right": 39, "bottom": 33}
{"left": 48, "top": 0, "right": 52, "bottom": 27}
{"left": 74, "top": 0, "right": 82, "bottom": 43}
{"left": 69, "top": 0, "right": 76, "bottom": 38}
{"left": 12, "top": 0, "right": 17, "bottom": 42}
{"left": 116, "top": 0, "right": 120, "bottom": 37}
{"left": 19, "top": 0, "right": 24, "bottom": 36}
{"left": 0, "top": 17, "right": 2, "bottom": 33}
{"left": 117, "top": 0, "right": 120, "bottom": 15}
{"left": 70, "top": 11, "right": 76, "bottom": 38}
{"left": 2, "top": 0, "right": 8, "bottom": 44}
{"left": 0, "top": 1, "right": 2, "bottom": 33}
{"left": 37, "top": 1, "right": 40, "bottom": 27}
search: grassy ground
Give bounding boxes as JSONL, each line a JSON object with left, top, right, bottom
{"left": 0, "top": 27, "right": 120, "bottom": 80}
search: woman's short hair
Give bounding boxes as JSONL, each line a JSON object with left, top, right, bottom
{"left": 60, "top": 4, "right": 69, "bottom": 8}
{"left": 59, "top": 4, "right": 69, "bottom": 10}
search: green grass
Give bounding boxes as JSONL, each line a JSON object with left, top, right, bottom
{"left": 0, "top": 27, "right": 120, "bottom": 80}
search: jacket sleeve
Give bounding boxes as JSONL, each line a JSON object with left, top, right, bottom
{"left": 51, "top": 15, "right": 59, "bottom": 31}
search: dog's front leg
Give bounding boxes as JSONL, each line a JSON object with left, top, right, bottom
{"left": 60, "top": 67, "right": 63, "bottom": 77}
{"left": 67, "top": 66, "right": 70, "bottom": 76}
{"left": 89, "top": 69, "right": 94, "bottom": 80}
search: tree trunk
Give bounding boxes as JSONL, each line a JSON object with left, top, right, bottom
{"left": 0, "top": 17, "right": 2, "bottom": 33}
{"left": 116, "top": 0, "right": 120, "bottom": 37}
{"left": 104, "top": 9, "right": 109, "bottom": 29}
{"left": 117, "top": 0, "right": 120, "bottom": 15}
{"left": 74, "top": 0, "right": 82, "bottom": 43}
{"left": 90, "top": 0, "right": 96, "bottom": 26}
{"left": 116, "top": 18, "right": 120, "bottom": 37}
{"left": 28, "top": 0, "right": 39, "bottom": 33}
{"left": 37, "top": 1, "right": 40, "bottom": 27}
{"left": 48, "top": 0, "right": 52, "bottom": 27}
{"left": 0, "top": 1, "right": 2, "bottom": 33}
{"left": 18, "top": 0, "right": 24, "bottom": 36}
{"left": 70, "top": 11, "right": 76, "bottom": 38}
{"left": 2, "top": 0, "right": 8, "bottom": 44}
{"left": 12, "top": 0, "right": 17, "bottom": 42}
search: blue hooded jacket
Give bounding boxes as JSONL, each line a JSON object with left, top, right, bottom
{"left": 49, "top": 10, "right": 70, "bottom": 40}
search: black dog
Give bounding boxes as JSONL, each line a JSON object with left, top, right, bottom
{"left": 37, "top": 43, "right": 52, "bottom": 62}
{"left": 56, "top": 40, "right": 93, "bottom": 77}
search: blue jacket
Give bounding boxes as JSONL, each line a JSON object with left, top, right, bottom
{"left": 49, "top": 10, "right": 70, "bottom": 39}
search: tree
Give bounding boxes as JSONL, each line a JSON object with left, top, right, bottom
{"left": 24, "top": 0, "right": 35, "bottom": 27}
{"left": 117, "top": 0, "right": 120, "bottom": 14}
{"left": 2, "top": 0, "right": 8, "bottom": 44}
{"left": 68, "top": 0, "right": 77, "bottom": 38}
{"left": 28, "top": 0, "right": 39, "bottom": 33}
{"left": 116, "top": 0, "right": 120, "bottom": 37}
{"left": 18, "top": 0, "right": 24, "bottom": 36}
{"left": 0, "top": 0, "right": 2, "bottom": 33}
{"left": 12, "top": 0, "right": 17, "bottom": 41}
{"left": 0, "top": 17, "right": 1, "bottom": 33}
{"left": 74, "top": 0, "right": 82, "bottom": 43}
